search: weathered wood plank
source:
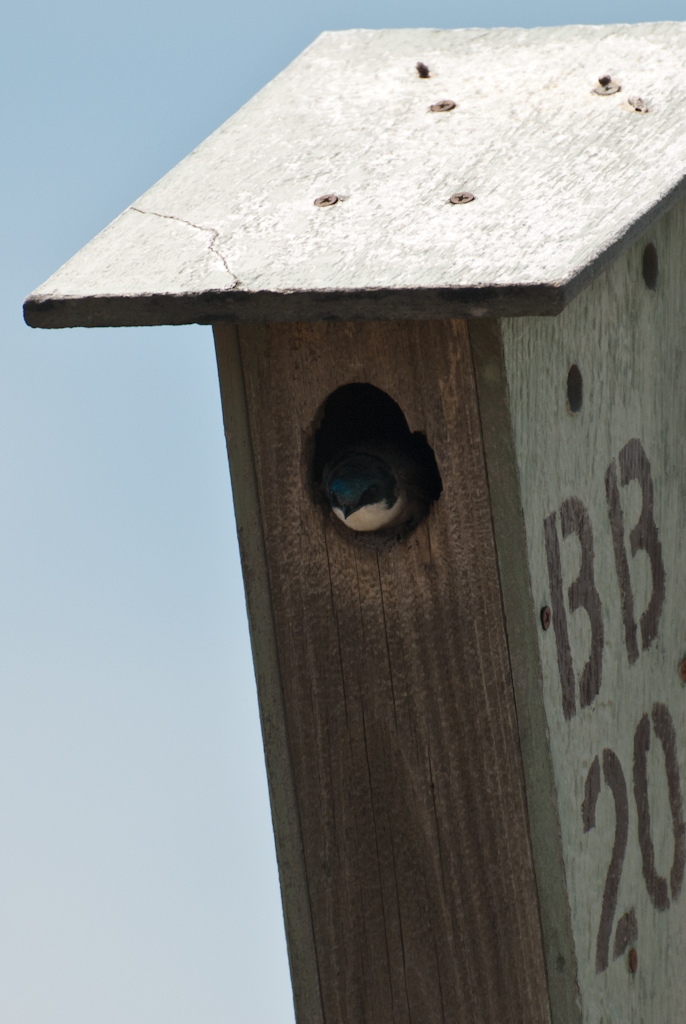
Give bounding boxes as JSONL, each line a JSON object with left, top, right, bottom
{"left": 213, "top": 325, "right": 324, "bottom": 1024}
{"left": 224, "top": 317, "right": 550, "bottom": 1023}
{"left": 26, "top": 23, "right": 686, "bottom": 328}
{"left": 469, "top": 317, "right": 581, "bottom": 1024}
{"left": 501, "top": 195, "right": 686, "bottom": 1022}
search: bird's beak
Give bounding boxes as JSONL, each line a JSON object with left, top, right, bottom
{"left": 342, "top": 505, "right": 354, "bottom": 519}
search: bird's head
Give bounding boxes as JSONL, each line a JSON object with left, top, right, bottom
{"left": 323, "top": 452, "right": 404, "bottom": 532}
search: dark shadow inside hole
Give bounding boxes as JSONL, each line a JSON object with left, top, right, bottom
{"left": 642, "top": 242, "right": 658, "bottom": 291}
{"left": 312, "top": 383, "right": 442, "bottom": 546}
{"left": 567, "top": 364, "right": 583, "bottom": 414}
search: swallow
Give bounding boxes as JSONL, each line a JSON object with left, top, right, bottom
{"left": 322, "top": 438, "right": 439, "bottom": 534}
{"left": 315, "top": 383, "right": 442, "bottom": 537}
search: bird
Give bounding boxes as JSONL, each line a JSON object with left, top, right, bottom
{"left": 314, "top": 383, "right": 442, "bottom": 538}
{"left": 322, "top": 439, "right": 438, "bottom": 534}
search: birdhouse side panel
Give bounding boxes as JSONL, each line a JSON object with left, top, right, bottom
{"left": 501, "top": 196, "right": 686, "bottom": 1022}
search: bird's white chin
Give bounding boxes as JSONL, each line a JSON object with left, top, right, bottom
{"left": 334, "top": 497, "right": 405, "bottom": 532}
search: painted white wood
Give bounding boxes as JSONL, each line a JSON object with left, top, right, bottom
{"left": 502, "top": 196, "right": 686, "bottom": 1022}
{"left": 25, "top": 23, "right": 686, "bottom": 327}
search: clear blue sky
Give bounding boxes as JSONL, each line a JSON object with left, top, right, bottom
{"left": 2, "top": 1, "right": 684, "bottom": 1021}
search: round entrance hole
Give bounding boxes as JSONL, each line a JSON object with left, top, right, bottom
{"left": 312, "top": 384, "right": 442, "bottom": 547}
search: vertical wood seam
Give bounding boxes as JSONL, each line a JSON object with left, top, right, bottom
{"left": 468, "top": 318, "right": 554, "bottom": 1020}
{"left": 467, "top": 320, "right": 549, "bottom": 1021}
{"left": 455, "top": 322, "right": 532, "bottom": 1018}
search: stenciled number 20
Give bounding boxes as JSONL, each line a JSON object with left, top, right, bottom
{"left": 582, "top": 705, "right": 685, "bottom": 974}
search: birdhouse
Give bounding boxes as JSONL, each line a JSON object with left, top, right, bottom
{"left": 25, "top": 22, "right": 686, "bottom": 1024}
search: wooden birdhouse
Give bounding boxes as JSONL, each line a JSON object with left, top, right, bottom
{"left": 25, "top": 22, "right": 686, "bottom": 1024}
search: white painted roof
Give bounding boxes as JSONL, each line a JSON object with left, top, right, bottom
{"left": 25, "top": 23, "right": 686, "bottom": 327}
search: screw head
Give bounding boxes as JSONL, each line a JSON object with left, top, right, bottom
{"left": 541, "top": 607, "right": 552, "bottom": 631}
{"left": 628, "top": 95, "right": 649, "bottom": 113}
{"left": 314, "top": 194, "right": 339, "bottom": 207}
{"left": 449, "top": 192, "right": 475, "bottom": 205}
{"left": 628, "top": 948, "right": 638, "bottom": 974}
{"left": 593, "top": 75, "right": 621, "bottom": 96}
{"left": 680, "top": 658, "right": 686, "bottom": 683}
{"left": 416, "top": 61, "right": 430, "bottom": 78}
{"left": 430, "top": 99, "right": 456, "bottom": 112}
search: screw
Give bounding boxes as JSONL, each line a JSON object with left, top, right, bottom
{"left": 541, "top": 607, "right": 552, "bottom": 631}
{"left": 680, "top": 658, "right": 686, "bottom": 683}
{"left": 430, "top": 99, "right": 456, "bottom": 112}
{"left": 449, "top": 192, "right": 475, "bottom": 205}
{"left": 628, "top": 948, "right": 638, "bottom": 974}
{"left": 416, "top": 62, "right": 430, "bottom": 78}
{"left": 628, "top": 95, "right": 649, "bottom": 113}
{"left": 314, "top": 194, "right": 339, "bottom": 207}
{"left": 593, "top": 75, "right": 621, "bottom": 96}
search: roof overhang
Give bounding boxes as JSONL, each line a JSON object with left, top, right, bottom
{"left": 25, "top": 22, "right": 686, "bottom": 328}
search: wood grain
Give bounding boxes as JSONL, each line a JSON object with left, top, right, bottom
{"left": 214, "top": 326, "right": 324, "bottom": 1024}
{"left": 26, "top": 24, "right": 686, "bottom": 328}
{"left": 501, "top": 195, "right": 686, "bottom": 1022}
{"left": 217, "top": 318, "right": 550, "bottom": 1024}
{"left": 469, "top": 318, "right": 580, "bottom": 1024}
